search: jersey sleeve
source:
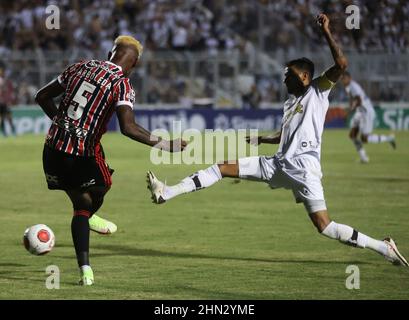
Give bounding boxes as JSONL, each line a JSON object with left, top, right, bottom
{"left": 348, "top": 81, "right": 364, "bottom": 99}
{"left": 312, "top": 72, "right": 336, "bottom": 99}
{"left": 113, "top": 78, "right": 136, "bottom": 109}
{"left": 57, "top": 62, "right": 82, "bottom": 88}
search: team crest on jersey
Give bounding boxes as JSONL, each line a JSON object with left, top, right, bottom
{"left": 283, "top": 103, "right": 304, "bottom": 125}
{"left": 126, "top": 90, "right": 136, "bottom": 102}
{"left": 293, "top": 103, "right": 304, "bottom": 114}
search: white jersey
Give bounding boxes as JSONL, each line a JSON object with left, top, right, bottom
{"left": 276, "top": 73, "right": 335, "bottom": 163}
{"left": 345, "top": 80, "right": 374, "bottom": 114}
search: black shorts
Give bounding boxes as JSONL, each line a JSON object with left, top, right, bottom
{"left": 42, "top": 145, "right": 114, "bottom": 191}
{"left": 0, "top": 103, "right": 10, "bottom": 116}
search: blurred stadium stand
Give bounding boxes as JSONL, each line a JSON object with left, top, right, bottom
{"left": 1, "top": 0, "right": 408, "bottom": 109}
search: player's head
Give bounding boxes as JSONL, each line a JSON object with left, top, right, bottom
{"left": 108, "top": 35, "right": 143, "bottom": 77}
{"left": 284, "top": 57, "right": 314, "bottom": 95}
{"left": 341, "top": 71, "right": 352, "bottom": 87}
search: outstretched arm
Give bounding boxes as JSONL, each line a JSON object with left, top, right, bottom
{"left": 317, "top": 13, "right": 348, "bottom": 83}
{"left": 246, "top": 130, "right": 282, "bottom": 146}
{"left": 34, "top": 79, "right": 65, "bottom": 120}
{"left": 116, "top": 105, "right": 187, "bottom": 152}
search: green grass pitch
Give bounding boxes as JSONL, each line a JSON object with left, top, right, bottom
{"left": 0, "top": 129, "right": 408, "bottom": 299}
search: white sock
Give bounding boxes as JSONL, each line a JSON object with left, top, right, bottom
{"left": 358, "top": 148, "right": 368, "bottom": 161}
{"left": 352, "top": 138, "right": 368, "bottom": 160}
{"left": 80, "top": 265, "right": 92, "bottom": 272}
{"left": 368, "top": 134, "right": 393, "bottom": 143}
{"left": 321, "top": 221, "right": 388, "bottom": 256}
{"left": 163, "top": 164, "right": 222, "bottom": 200}
{"left": 352, "top": 138, "right": 363, "bottom": 151}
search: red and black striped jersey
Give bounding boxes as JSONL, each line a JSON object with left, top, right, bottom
{"left": 45, "top": 60, "right": 135, "bottom": 157}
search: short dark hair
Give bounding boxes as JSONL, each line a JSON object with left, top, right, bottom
{"left": 286, "top": 57, "right": 315, "bottom": 80}
{"left": 342, "top": 71, "right": 351, "bottom": 77}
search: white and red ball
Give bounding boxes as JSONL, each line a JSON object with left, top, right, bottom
{"left": 23, "top": 224, "right": 55, "bottom": 255}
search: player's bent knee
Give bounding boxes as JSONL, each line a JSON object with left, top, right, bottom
{"left": 217, "top": 161, "right": 239, "bottom": 178}
{"left": 89, "top": 186, "right": 110, "bottom": 198}
{"left": 307, "top": 204, "right": 330, "bottom": 233}
{"left": 360, "top": 134, "right": 368, "bottom": 143}
{"left": 73, "top": 198, "right": 93, "bottom": 212}
{"left": 67, "top": 190, "right": 94, "bottom": 212}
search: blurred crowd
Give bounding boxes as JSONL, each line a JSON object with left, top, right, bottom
{"left": 0, "top": 0, "right": 408, "bottom": 106}
{"left": 216, "top": 0, "right": 409, "bottom": 53}
{"left": 0, "top": 0, "right": 242, "bottom": 54}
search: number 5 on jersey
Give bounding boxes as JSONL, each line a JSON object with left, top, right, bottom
{"left": 67, "top": 81, "right": 96, "bottom": 120}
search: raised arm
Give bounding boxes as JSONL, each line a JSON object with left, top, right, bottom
{"left": 317, "top": 13, "right": 348, "bottom": 83}
{"left": 34, "top": 79, "right": 65, "bottom": 120}
{"left": 116, "top": 105, "right": 187, "bottom": 152}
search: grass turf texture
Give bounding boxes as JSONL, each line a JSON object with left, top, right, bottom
{"left": 0, "top": 129, "right": 408, "bottom": 299}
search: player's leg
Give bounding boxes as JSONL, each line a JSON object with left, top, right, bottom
{"left": 5, "top": 110, "right": 16, "bottom": 135}
{"left": 84, "top": 147, "right": 117, "bottom": 235}
{"left": 147, "top": 163, "right": 228, "bottom": 203}
{"left": 147, "top": 156, "right": 266, "bottom": 203}
{"left": 365, "top": 131, "right": 396, "bottom": 150}
{"left": 87, "top": 186, "right": 117, "bottom": 234}
{"left": 291, "top": 162, "right": 408, "bottom": 266}
{"left": 308, "top": 209, "right": 408, "bottom": 266}
{"left": 366, "top": 133, "right": 396, "bottom": 146}
{"left": 0, "top": 113, "right": 5, "bottom": 136}
{"left": 65, "top": 188, "right": 95, "bottom": 285}
{"left": 350, "top": 124, "right": 369, "bottom": 163}
{"left": 362, "top": 110, "right": 396, "bottom": 149}
{"left": 89, "top": 186, "right": 109, "bottom": 214}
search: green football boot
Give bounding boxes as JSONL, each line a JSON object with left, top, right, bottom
{"left": 79, "top": 265, "right": 94, "bottom": 286}
{"left": 89, "top": 214, "right": 117, "bottom": 235}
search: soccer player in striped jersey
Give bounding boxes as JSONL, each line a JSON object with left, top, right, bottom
{"left": 341, "top": 72, "right": 396, "bottom": 163}
{"left": 35, "top": 35, "right": 187, "bottom": 285}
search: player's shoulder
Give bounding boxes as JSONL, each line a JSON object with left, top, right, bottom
{"left": 350, "top": 79, "right": 362, "bottom": 89}
{"left": 310, "top": 73, "right": 335, "bottom": 95}
{"left": 113, "top": 77, "right": 135, "bottom": 102}
{"left": 69, "top": 59, "right": 89, "bottom": 68}
{"left": 349, "top": 80, "right": 365, "bottom": 94}
{"left": 115, "top": 76, "right": 134, "bottom": 89}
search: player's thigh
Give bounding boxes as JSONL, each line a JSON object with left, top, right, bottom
{"left": 74, "top": 155, "right": 112, "bottom": 190}
{"left": 349, "top": 126, "right": 359, "bottom": 139}
{"left": 360, "top": 113, "right": 374, "bottom": 136}
{"left": 217, "top": 161, "right": 239, "bottom": 178}
{"left": 237, "top": 156, "right": 276, "bottom": 182}
{"left": 287, "top": 159, "right": 327, "bottom": 217}
{"left": 291, "top": 179, "right": 326, "bottom": 209}
{"left": 65, "top": 189, "right": 93, "bottom": 211}
{"left": 42, "top": 145, "right": 66, "bottom": 190}
{"left": 350, "top": 112, "right": 362, "bottom": 130}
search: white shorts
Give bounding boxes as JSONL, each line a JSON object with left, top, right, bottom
{"left": 350, "top": 110, "right": 374, "bottom": 135}
{"left": 238, "top": 155, "right": 326, "bottom": 213}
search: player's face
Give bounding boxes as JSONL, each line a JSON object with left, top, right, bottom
{"left": 284, "top": 66, "right": 306, "bottom": 94}
{"left": 341, "top": 75, "right": 351, "bottom": 87}
{"left": 122, "top": 55, "right": 139, "bottom": 77}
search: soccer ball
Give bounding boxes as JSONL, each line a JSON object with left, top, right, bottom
{"left": 23, "top": 224, "right": 55, "bottom": 255}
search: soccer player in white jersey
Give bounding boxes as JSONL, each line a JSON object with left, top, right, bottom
{"left": 147, "top": 14, "right": 408, "bottom": 267}
{"left": 341, "top": 72, "right": 396, "bottom": 163}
